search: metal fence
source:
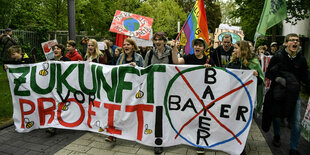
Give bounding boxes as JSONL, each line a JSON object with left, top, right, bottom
{"left": 1, "top": 29, "right": 103, "bottom": 62}
{"left": 0, "top": 29, "right": 41, "bottom": 49}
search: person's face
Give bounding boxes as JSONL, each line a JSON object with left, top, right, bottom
{"left": 249, "top": 43, "right": 254, "bottom": 51}
{"left": 285, "top": 36, "right": 300, "bottom": 54}
{"left": 141, "top": 46, "right": 147, "bottom": 52}
{"left": 233, "top": 44, "right": 241, "bottom": 57}
{"left": 176, "top": 41, "right": 180, "bottom": 49}
{"left": 6, "top": 31, "right": 12, "bottom": 35}
{"left": 271, "top": 46, "right": 277, "bottom": 53}
{"left": 10, "top": 51, "right": 22, "bottom": 60}
{"left": 222, "top": 37, "right": 232, "bottom": 50}
{"left": 88, "top": 41, "right": 95, "bottom": 54}
{"left": 115, "top": 50, "right": 120, "bottom": 58}
{"left": 153, "top": 36, "right": 165, "bottom": 49}
{"left": 123, "top": 41, "right": 134, "bottom": 55}
{"left": 66, "top": 44, "right": 75, "bottom": 52}
{"left": 258, "top": 49, "right": 265, "bottom": 54}
{"left": 193, "top": 42, "right": 204, "bottom": 57}
{"left": 108, "top": 40, "right": 113, "bottom": 47}
{"left": 54, "top": 46, "right": 62, "bottom": 57}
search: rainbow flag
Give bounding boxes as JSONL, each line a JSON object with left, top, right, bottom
{"left": 182, "top": 0, "right": 209, "bottom": 55}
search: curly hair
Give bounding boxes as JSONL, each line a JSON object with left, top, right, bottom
{"left": 230, "top": 40, "right": 253, "bottom": 67}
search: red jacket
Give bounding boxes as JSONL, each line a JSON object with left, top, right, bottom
{"left": 66, "top": 50, "right": 83, "bottom": 61}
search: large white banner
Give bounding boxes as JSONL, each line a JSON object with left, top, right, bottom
{"left": 6, "top": 62, "right": 257, "bottom": 155}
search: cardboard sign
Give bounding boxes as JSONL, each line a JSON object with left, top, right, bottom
{"left": 41, "top": 40, "right": 58, "bottom": 60}
{"left": 213, "top": 28, "right": 244, "bottom": 48}
{"left": 261, "top": 55, "right": 272, "bottom": 93}
{"left": 110, "top": 10, "right": 153, "bottom": 40}
{"left": 97, "top": 42, "right": 106, "bottom": 51}
{"left": 132, "top": 29, "right": 153, "bottom": 47}
{"left": 6, "top": 63, "right": 257, "bottom": 155}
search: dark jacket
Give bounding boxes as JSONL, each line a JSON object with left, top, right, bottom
{"left": 262, "top": 47, "right": 309, "bottom": 132}
{"left": 5, "top": 53, "right": 34, "bottom": 64}
{"left": 1, "top": 35, "right": 18, "bottom": 61}
{"left": 227, "top": 58, "right": 263, "bottom": 85}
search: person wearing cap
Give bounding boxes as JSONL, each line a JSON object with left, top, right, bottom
{"left": 270, "top": 42, "right": 278, "bottom": 55}
{"left": 172, "top": 37, "right": 215, "bottom": 67}
{"left": 0, "top": 28, "right": 19, "bottom": 63}
{"left": 211, "top": 33, "right": 234, "bottom": 67}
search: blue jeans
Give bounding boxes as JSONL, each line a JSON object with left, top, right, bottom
{"left": 273, "top": 97, "right": 301, "bottom": 150}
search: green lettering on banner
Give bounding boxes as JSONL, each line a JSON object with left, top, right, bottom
{"left": 78, "top": 64, "right": 97, "bottom": 94}
{"left": 115, "top": 66, "right": 140, "bottom": 103}
{"left": 56, "top": 64, "right": 77, "bottom": 93}
{"left": 30, "top": 64, "right": 56, "bottom": 94}
{"left": 141, "top": 65, "right": 166, "bottom": 103}
{"left": 96, "top": 66, "right": 117, "bottom": 101}
{"left": 9, "top": 67, "right": 30, "bottom": 96}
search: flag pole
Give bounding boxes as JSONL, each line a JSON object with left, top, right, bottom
{"left": 175, "top": 4, "right": 196, "bottom": 42}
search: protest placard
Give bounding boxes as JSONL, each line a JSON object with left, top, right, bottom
{"left": 261, "top": 55, "right": 272, "bottom": 93}
{"left": 132, "top": 29, "right": 153, "bottom": 47}
{"left": 213, "top": 28, "right": 244, "bottom": 48}
{"left": 97, "top": 42, "right": 105, "bottom": 51}
{"left": 110, "top": 10, "right": 153, "bottom": 40}
{"left": 6, "top": 62, "right": 257, "bottom": 154}
{"left": 41, "top": 40, "right": 58, "bottom": 60}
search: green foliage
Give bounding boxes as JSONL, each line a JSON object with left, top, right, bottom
{"left": 287, "top": 0, "right": 310, "bottom": 25}
{"left": 0, "top": 0, "right": 18, "bottom": 29}
{"left": 41, "top": 0, "right": 68, "bottom": 30}
{"left": 136, "top": 0, "right": 187, "bottom": 39}
{"left": 2, "top": 0, "right": 221, "bottom": 45}
{"left": 230, "top": 0, "right": 310, "bottom": 41}
{"left": 10, "top": 0, "right": 55, "bottom": 31}
{"left": 230, "top": 0, "right": 265, "bottom": 41}
{"left": 0, "top": 68, "right": 13, "bottom": 120}
{"left": 205, "top": 1, "right": 222, "bottom": 33}
{"left": 219, "top": 0, "right": 238, "bottom": 24}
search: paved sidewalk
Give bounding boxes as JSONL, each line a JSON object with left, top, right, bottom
{"left": 54, "top": 121, "right": 271, "bottom": 155}
{"left": 0, "top": 120, "right": 271, "bottom": 155}
{"left": 0, "top": 125, "right": 86, "bottom": 155}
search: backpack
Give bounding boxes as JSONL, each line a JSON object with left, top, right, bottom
{"left": 147, "top": 48, "right": 173, "bottom": 66}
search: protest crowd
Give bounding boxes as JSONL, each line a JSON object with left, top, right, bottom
{"left": 1, "top": 2, "right": 309, "bottom": 155}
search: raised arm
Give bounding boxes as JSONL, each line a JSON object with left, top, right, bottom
{"left": 171, "top": 41, "right": 184, "bottom": 64}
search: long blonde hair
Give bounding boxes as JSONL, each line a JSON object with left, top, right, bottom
{"left": 85, "top": 39, "right": 103, "bottom": 60}
{"left": 231, "top": 40, "right": 253, "bottom": 67}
